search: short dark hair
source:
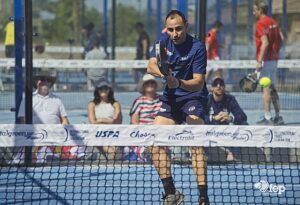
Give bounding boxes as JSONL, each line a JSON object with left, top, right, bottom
{"left": 83, "top": 22, "right": 94, "bottom": 31}
{"left": 135, "top": 22, "right": 144, "bottom": 29}
{"left": 165, "top": 10, "right": 187, "bottom": 24}
{"left": 254, "top": 0, "right": 268, "bottom": 14}
{"left": 212, "top": 21, "right": 223, "bottom": 29}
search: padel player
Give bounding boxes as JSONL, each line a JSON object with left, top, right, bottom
{"left": 147, "top": 10, "right": 209, "bottom": 205}
{"left": 253, "top": 0, "right": 284, "bottom": 125}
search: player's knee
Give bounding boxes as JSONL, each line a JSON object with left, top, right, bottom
{"left": 186, "top": 115, "right": 203, "bottom": 124}
{"left": 150, "top": 146, "right": 167, "bottom": 156}
{"left": 191, "top": 147, "right": 205, "bottom": 155}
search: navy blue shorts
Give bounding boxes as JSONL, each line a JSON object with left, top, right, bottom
{"left": 157, "top": 96, "right": 207, "bottom": 124}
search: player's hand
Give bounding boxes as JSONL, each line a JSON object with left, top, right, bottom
{"left": 213, "top": 113, "right": 223, "bottom": 122}
{"left": 219, "top": 112, "right": 231, "bottom": 123}
{"left": 165, "top": 75, "right": 180, "bottom": 88}
{"left": 256, "top": 61, "right": 263, "bottom": 72}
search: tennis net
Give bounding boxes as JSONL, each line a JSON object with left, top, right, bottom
{"left": 0, "top": 124, "right": 299, "bottom": 204}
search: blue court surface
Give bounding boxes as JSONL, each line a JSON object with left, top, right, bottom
{"left": 1, "top": 163, "right": 299, "bottom": 205}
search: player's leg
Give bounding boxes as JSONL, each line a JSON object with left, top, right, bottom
{"left": 262, "top": 87, "right": 272, "bottom": 118}
{"left": 152, "top": 115, "right": 185, "bottom": 204}
{"left": 183, "top": 98, "right": 209, "bottom": 205}
{"left": 257, "top": 61, "right": 276, "bottom": 125}
{"left": 268, "top": 61, "right": 284, "bottom": 125}
{"left": 152, "top": 116, "right": 175, "bottom": 179}
{"left": 186, "top": 115, "right": 209, "bottom": 205}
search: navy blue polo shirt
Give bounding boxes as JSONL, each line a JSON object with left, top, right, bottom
{"left": 205, "top": 93, "right": 248, "bottom": 125}
{"left": 149, "top": 33, "right": 208, "bottom": 101}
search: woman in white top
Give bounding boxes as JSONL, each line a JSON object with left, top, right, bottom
{"left": 87, "top": 81, "right": 122, "bottom": 160}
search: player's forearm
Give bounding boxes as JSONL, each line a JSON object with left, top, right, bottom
{"left": 61, "top": 117, "right": 69, "bottom": 125}
{"left": 179, "top": 78, "right": 204, "bottom": 92}
{"left": 206, "top": 44, "right": 211, "bottom": 52}
{"left": 147, "top": 59, "right": 164, "bottom": 77}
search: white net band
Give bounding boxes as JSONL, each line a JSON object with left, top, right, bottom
{"left": 0, "top": 124, "right": 299, "bottom": 148}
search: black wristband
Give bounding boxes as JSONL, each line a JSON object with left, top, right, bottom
{"left": 177, "top": 79, "right": 182, "bottom": 88}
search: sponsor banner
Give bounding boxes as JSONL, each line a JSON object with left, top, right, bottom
{"left": 0, "top": 124, "right": 299, "bottom": 147}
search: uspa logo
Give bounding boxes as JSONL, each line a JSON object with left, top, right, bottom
{"left": 254, "top": 180, "right": 286, "bottom": 195}
{"left": 96, "top": 130, "right": 120, "bottom": 138}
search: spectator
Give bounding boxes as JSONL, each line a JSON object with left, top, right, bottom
{"left": 17, "top": 70, "right": 82, "bottom": 163}
{"left": 253, "top": 0, "right": 284, "bottom": 125}
{"left": 85, "top": 38, "right": 108, "bottom": 91}
{"left": 205, "top": 21, "right": 223, "bottom": 80}
{"left": 82, "top": 22, "right": 108, "bottom": 58}
{"left": 127, "top": 74, "right": 162, "bottom": 162}
{"left": 205, "top": 77, "right": 248, "bottom": 161}
{"left": 3, "top": 21, "right": 15, "bottom": 58}
{"left": 133, "top": 22, "right": 150, "bottom": 83}
{"left": 87, "top": 81, "right": 122, "bottom": 160}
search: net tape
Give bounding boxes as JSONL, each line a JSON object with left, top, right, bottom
{"left": 0, "top": 124, "right": 299, "bottom": 148}
{"left": 0, "top": 58, "right": 300, "bottom": 69}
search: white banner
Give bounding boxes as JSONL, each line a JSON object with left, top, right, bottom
{"left": 0, "top": 124, "right": 300, "bottom": 148}
{"left": 0, "top": 59, "right": 299, "bottom": 69}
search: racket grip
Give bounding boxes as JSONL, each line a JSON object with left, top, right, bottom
{"left": 255, "top": 71, "right": 261, "bottom": 80}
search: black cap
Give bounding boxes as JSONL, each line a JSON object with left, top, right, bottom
{"left": 211, "top": 77, "right": 225, "bottom": 87}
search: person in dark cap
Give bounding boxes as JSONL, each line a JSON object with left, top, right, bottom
{"left": 205, "top": 77, "right": 248, "bottom": 161}
{"left": 206, "top": 77, "right": 247, "bottom": 125}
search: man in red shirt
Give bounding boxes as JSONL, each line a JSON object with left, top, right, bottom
{"left": 253, "top": 0, "right": 284, "bottom": 125}
{"left": 205, "top": 21, "right": 223, "bottom": 80}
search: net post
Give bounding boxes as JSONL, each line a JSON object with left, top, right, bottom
{"left": 14, "top": 0, "right": 24, "bottom": 123}
{"left": 197, "top": 0, "right": 207, "bottom": 42}
{"left": 24, "top": 0, "right": 33, "bottom": 166}
{"left": 111, "top": 0, "right": 116, "bottom": 89}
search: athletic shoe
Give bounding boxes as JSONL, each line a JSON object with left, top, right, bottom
{"left": 162, "top": 191, "right": 185, "bottom": 205}
{"left": 273, "top": 116, "right": 285, "bottom": 125}
{"left": 198, "top": 196, "right": 210, "bottom": 205}
{"left": 256, "top": 117, "right": 274, "bottom": 125}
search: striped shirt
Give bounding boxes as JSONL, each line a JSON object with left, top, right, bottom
{"left": 130, "top": 95, "right": 162, "bottom": 125}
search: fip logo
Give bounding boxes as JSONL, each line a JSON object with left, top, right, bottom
{"left": 254, "top": 180, "right": 286, "bottom": 195}
{"left": 96, "top": 130, "right": 119, "bottom": 138}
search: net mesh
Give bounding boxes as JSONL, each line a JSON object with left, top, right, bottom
{"left": 0, "top": 125, "right": 300, "bottom": 204}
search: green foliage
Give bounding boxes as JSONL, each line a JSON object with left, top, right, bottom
{"left": 0, "top": 1, "right": 154, "bottom": 47}
{"left": 109, "top": 3, "right": 143, "bottom": 46}
{"left": 35, "top": 1, "right": 151, "bottom": 46}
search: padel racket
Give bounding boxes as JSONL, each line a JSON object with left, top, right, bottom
{"left": 155, "top": 41, "right": 169, "bottom": 76}
{"left": 239, "top": 72, "right": 260, "bottom": 93}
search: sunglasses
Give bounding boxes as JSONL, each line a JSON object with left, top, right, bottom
{"left": 212, "top": 80, "right": 225, "bottom": 87}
